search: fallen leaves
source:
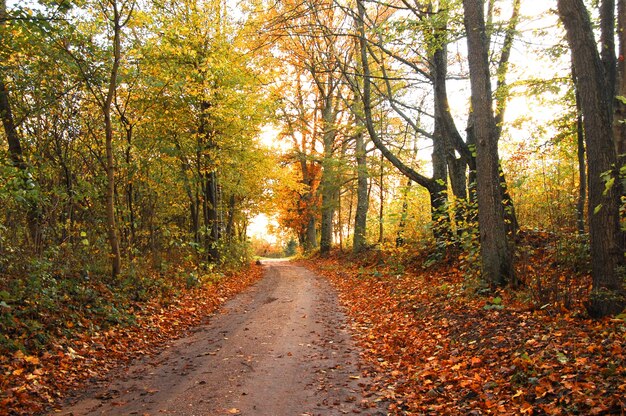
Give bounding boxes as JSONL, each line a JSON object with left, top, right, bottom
{"left": 305, "top": 255, "right": 626, "bottom": 415}
{"left": 0, "top": 263, "right": 264, "bottom": 415}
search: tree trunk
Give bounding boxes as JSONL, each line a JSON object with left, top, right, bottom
{"left": 319, "top": 94, "right": 338, "bottom": 255}
{"left": 463, "top": 0, "right": 516, "bottom": 287}
{"left": 353, "top": 130, "right": 369, "bottom": 253}
{"left": 558, "top": 0, "right": 625, "bottom": 317}
{"left": 430, "top": 47, "right": 451, "bottom": 240}
{"left": 103, "top": 3, "right": 123, "bottom": 278}
{"left": 378, "top": 152, "right": 384, "bottom": 244}
{"left": 572, "top": 62, "right": 587, "bottom": 234}
{"left": 205, "top": 170, "right": 220, "bottom": 262}
{"left": 123, "top": 124, "right": 136, "bottom": 256}
{"left": 306, "top": 216, "right": 317, "bottom": 250}
{"left": 356, "top": 0, "right": 447, "bottom": 240}
{"left": 396, "top": 179, "right": 411, "bottom": 247}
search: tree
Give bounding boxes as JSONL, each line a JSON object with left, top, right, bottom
{"left": 352, "top": 128, "right": 369, "bottom": 253}
{"left": 102, "top": 0, "right": 133, "bottom": 277}
{"left": 0, "top": 0, "right": 43, "bottom": 249}
{"left": 355, "top": 0, "right": 452, "bottom": 242}
{"left": 61, "top": 0, "right": 135, "bottom": 277}
{"left": 557, "top": 0, "right": 625, "bottom": 317}
{"left": 463, "top": 0, "right": 516, "bottom": 286}
{"left": 265, "top": 0, "right": 352, "bottom": 255}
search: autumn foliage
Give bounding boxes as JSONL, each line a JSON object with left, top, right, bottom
{"left": 0, "top": 264, "right": 264, "bottom": 415}
{"left": 305, "top": 250, "right": 625, "bottom": 415}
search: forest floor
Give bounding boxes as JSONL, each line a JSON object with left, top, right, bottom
{"left": 2, "top": 243, "right": 625, "bottom": 415}
{"left": 1, "top": 263, "right": 265, "bottom": 415}
{"left": 43, "top": 260, "right": 386, "bottom": 415}
{"left": 303, "top": 246, "right": 626, "bottom": 415}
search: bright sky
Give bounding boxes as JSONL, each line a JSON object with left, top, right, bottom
{"left": 248, "top": 213, "right": 279, "bottom": 243}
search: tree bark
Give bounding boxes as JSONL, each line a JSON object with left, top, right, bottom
{"left": 463, "top": 0, "right": 516, "bottom": 287}
{"left": 319, "top": 92, "right": 338, "bottom": 255}
{"left": 558, "top": 0, "right": 625, "bottom": 317}
{"left": 103, "top": 1, "right": 124, "bottom": 278}
{"left": 353, "top": 130, "right": 369, "bottom": 253}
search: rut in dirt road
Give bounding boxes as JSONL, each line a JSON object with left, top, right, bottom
{"left": 55, "top": 260, "right": 386, "bottom": 416}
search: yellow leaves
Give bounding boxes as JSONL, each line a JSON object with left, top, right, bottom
{"left": 66, "top": 347, "right": 84, "bottom": 360}
{"left": 24, "top": 356, "right": 39, "bottom": 365}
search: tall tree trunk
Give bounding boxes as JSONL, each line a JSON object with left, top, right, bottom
{"left": 319, "top": 94, "right": 337, "bottom": 255}
{"left": 572, "top": 62, "right": 587, "bottom": 234}
{"left": 347, "top": 181, "right": 354, "bottom": 245}
{"left": 205, "top": 170, "right": 220, "bottom": 262}
{"left": 558, "top": 0, "right": 625, "bottom": 317}
{"left": 430, "top": 36, "right": 453, "bottom": 240}
{"left": 463, "top": 0, "right": 516, "bottom": 287}
{"left": 103, "top": 2, "right": 124, "bottom": 278}
{"left": 123, "top": 124, "right": 136, "bottom": 256}
{"left": 353, "top": 129, "right": 369, "bottom": 253}
{"left": 378, "top": 152, "right": 384, "bottom": 244}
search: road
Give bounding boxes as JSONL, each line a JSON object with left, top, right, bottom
{"left": 55, "top": 260, "right": 385, "bottom": 416}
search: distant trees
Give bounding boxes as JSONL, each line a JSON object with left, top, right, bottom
{"left": 267, "top": 0, "right": 355, "bottom": 255}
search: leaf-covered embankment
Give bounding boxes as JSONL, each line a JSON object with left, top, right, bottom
{"left": 304, "top": 254, "right": 625, "bottom": 415}
{"left": 0, "top": 263, "right": 264, "bottom": 415}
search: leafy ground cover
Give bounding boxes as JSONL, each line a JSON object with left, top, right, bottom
{"left": 304, "top": 242, "right": 625, "bottom": 415}
{"left": 0, "top": 263, "right": 264, "bottom": 415}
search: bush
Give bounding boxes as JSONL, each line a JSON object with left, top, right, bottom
{"left": 284, "top": 238, "right": 298, "bottom": 257}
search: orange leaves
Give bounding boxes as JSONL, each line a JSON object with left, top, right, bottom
{"left": 307, "top": 256, "right": 626, "bottom": 415}
{"left": 0, "top": 264, "right": 264, "bottom": 415}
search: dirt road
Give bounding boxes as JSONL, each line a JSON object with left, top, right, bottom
{"left": 55, "top": 260, "right": 386, "bottom": 416}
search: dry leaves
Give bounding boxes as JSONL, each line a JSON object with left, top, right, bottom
{"left": 0, "top": 264, "right": 264, "bottom": 416}
{"left": 306, "top": 255, "right": 625, "bottom": 415}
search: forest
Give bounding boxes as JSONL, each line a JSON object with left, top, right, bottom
{"left": 0, "top": 0, "right": 625, "bottom": 414}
